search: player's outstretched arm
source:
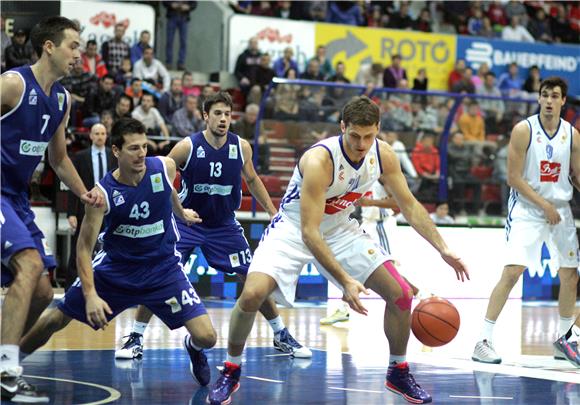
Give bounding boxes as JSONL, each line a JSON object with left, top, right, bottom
{"left": 570, "top": 128, "right": 580, "bottom": 192}
{"left": 0, "top": 72, "right": 24, "bottom": 116}
{"left": 76, "top": 190, "right": 111, "bottom": 329}
{"left": 507, "top": 120, "right": 560, "bottom": 224}
{"left": 378, "top": 141, "right": 470, "bottom": 282}
{"left": 162, "top": 156, "right": 202, "bottom": 225}
{"left": 300, "top": 147, "right": 369, "bottom": 315}
{"left": 240, "top": 139, "right": 277, "bottom": 218}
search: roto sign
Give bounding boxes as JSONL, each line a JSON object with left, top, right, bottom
{"left": 381, "top": 38, "right": 450, "bottom": 64}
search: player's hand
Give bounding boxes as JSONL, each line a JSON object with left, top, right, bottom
{"left": 68, "top": 216, "right": 78, "bottom": 232}
{"left": 81, "top": 186, "right": 104, "bottom": 208}
{"left": 355, "top": 197, "right": 373, "bottom": 207}
{"left": 182, "top": 209, "right": 202, "bottom": 226}
{"left": 440, "top": 249, "right": 470, "bottom": 282}
{"left": 85, "top": 293, "right": 113, "bottom": 330}
{"left": 342, "top": 278, "right": 370, "bottom": 316}
{"left": 542, "top": 202, "right": 561, "bottom": 225}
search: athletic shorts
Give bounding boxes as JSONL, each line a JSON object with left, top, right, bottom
{"left": 1, "top": 195, "right": 54, "bottom": 287}
{"left": 58, "top": 253, "right": 207, "bottom": 330}
{"left": 176, "top": 219, "right": 252, "bottom": 275}
{"left": 249, "top": 216, "right": 391, "bottom": 307}
{"left": 505, "top": 197, "right": 579, "bottom": 273}
{"left": 361, "top": 215, "right": 397, "bottom": 255}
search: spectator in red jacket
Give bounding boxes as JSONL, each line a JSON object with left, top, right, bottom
{"left": 412, "top": 132, "right": 440, "bottom": 201}
{"left": 82, "top": 39, "right": 108, "bottom": 79}
{"left": 448, "top": 59, "right": 466, "bottom": 91}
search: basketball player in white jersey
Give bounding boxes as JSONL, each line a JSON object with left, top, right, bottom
{"left": 472, "top": 77, "right": 580, "bottom": 364}
{"left": 208, "top": 96, "right": 469, "bottom": 405}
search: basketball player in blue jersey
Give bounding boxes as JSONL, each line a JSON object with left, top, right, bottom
{"left": 116, "top": 91, "right": 311, "bottom": 361}
{"left": 19, "top": 118, "right": 217, "bottom": 390}
{"left": 1, "top": 17, "right": 103, "bottom": 402}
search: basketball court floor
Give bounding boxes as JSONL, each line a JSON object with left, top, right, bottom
{"left": 3, "top": 297, "right": 579, "bottom": 404}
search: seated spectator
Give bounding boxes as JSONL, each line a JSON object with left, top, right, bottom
{"left": 448, "top": 59, "right": 466, "bottom": 91}
{"left": 502, "top": 16, "right": 535, "bottom": 42}
{"left": 83, "top": 74, "right": 117, "bottom": 127}
{"left": 388, "top": 2, "right": 413, "bottom": 30}
{"left": 498, "top": 62, "right": 523, "bottom": 96}
{"left": 301, "top": 58, "right": 325, "bottom": 81}
{"left": 473, "top": 63, "right": 490, "bottom": 89}
{"left": 487, "top": 0, "right": 508, "bottom": 31}
{"left": 81, "top": 39, "right": 108, "bottom": 79}
{"left": 274, "top": 68, "right": 300, "bottom": 120}
{"left": 273, "top": 46, "right": 298, "bottom": 78}
{"left": 413, "top": 8, "right": 432, "bottom": 32}
{"left": 171, "top": 94, "right": 204, "bottom": 138}
{"left": 114, "top": 57, "right": 133, "bottom": 88}
{"left": 231, "top": 103, "right": 270, "bottom": 173}
{"left": 251, "top": 1, "right": 274, "bottom": 17}
{"left": 327, "top": 61, "right": 350, "bottom": 83}
{"left": 197, "top": 84, "right": 216, "bottom": 115}
{"left": 383, "top": 54, "right": 407, "bottom": 89}
{"left": 505, "top": 0, "right": 528, "bottom": 24}
{"left": 411, "top": 132, "right": 440, "bottom": 202}
{"left": 308, "top": 2, "right": 328, "bottom": 21}
{"left": 522, "top": 65, "right": 541, "bottom": 94}
{"left": 158, "top": 78, "right": 184, "bottom": 122}
{"left": 101, "top": 22, "right": 130, "bottom": 75}
{"left": 468, "top": 6, "right": 485, "bottom": 36}
{"left": 131, "top": 93, "right": 170, "bottom": 154}
{"left": 274, "top": 1, "right": 292, "bottom": 19}
{"left": 355, "top": 62, "right": 383, "bottom": 87}
{"left": 133, "top": 46, "right": 171, "bottom": 93}
{"left": 100, "top": 110, "right": 114, "bottom": 135}
{"left": 413, "top": 68, "right": 428, "bottom": 91}
{"left": 480, "top": 17, "right": 497, "bottom": 38}
{"left": 182, "top": 71, "right": 201, "bottom": 97}
{"left": 305, "top": 45, "right": 333, "bottom": 79}
{"left": 113, "top": 94, "right": 133, "bottom": 122}
{"left": 245, "top": 53, "right": 275, "bottom": 106}
{"left": 367, "top": 5, "right": 389, "bottom": 28}
{"left": 477, "top": 72, "right": 505, "bottom": 134}
{"left": 234, "top": 36, "right": 262, "bottom": 96}
{"left": 447, "top": 132, "right": 483, "bottom": 215}
{"left": 429, "top": 202, "right": 455, "bottom": 224}
{"left": 451, "top": 67, "right": 476, "bottom": 94}
{"left": 326, "top": 1, "right": 364, "bottom": 26}
{"left": 551, "top": 3, "right": 575, "bottom": 43}
{"left": 384, "top": 131, "right": 418, "bottom": 191}
{"left": 458, "top": 101, "right": 485, "bottom": 143}
{"left": 415, "top": 98, "right": 441, "bottom": 133}
{"left": 528, "top": 8, "right": 553, "bottom": 43}
{"left": 125, "top": 78, "right": 143, "bottom": 108}
{"left": 130, "top": 30, "right": 151, "bottom": 65}
{"left": 60, "top": 60, "right": 97, "bottom": 127}
{"left": 5, "top": 29, "right": 34, "bottom": 70}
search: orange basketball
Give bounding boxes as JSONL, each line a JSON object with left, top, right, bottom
{"left": 411, "top": 297, "right": 460, "bottom": 347}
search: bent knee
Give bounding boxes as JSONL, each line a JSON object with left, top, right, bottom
{"left": 239, "top": 288, "right": 267, "bottom": 312}
{"left": 385, "top": 262, "right": 413, "bottom": 312}
{"left": 11, "top": 250, "right": 44, "bottom": 280}
{"left": 502, "top": 265, "right": 525, "bottom": 285}
{"left": 198, "top": 329, "right": 217, "bottom": 349}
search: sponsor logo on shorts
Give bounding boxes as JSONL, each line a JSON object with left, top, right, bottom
{"left": 165, "top": 296, "right": 182, "bottom": 313}
{"left": 113, "top": 220, "right": 164, "bottom": 238}
{"left": 150, "top": 173, "right": 164, "bottom": 193}
{"left": 539, "top": 160, "right": 560, "bottom": 182}
{"left": 42, "top": 238, "right": 53, "bottom": 256}
{"left": 193, "top": 183, "right": 232, "bottom": 196}
{"left": 19, "top": 140, "right": 48, "bottom": 156}
{"left": 229, "top": 253, "right": 240, "bottom": 267}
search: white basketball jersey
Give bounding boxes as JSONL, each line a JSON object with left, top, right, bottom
{"left": 520, "top": 114, "right": 573, "bottom": 205}
{"left": 279, "top": 136, "right": 382, "bottom": 232}
{"left": 361, "top": 180, "right": 394, "bottom": 222}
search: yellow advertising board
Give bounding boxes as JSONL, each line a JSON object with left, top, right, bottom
{"left": 316, "top": 23, "right": 456, "bottom": 91}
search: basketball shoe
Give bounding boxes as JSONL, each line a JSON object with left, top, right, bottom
{"left": 386, "top": 362, "right": 432, "bottom": 404}
{"left": 320, "top": 308, "right": 350, "bottom": 325}
{"left": 472, "top": 340, "right": 501, "bottom": 364}
{"left": 208, "top": 362, "right": 241, "bottom": 405}
{"left": 183, "top": 334, "right": 210, "bottom": 386}
{"left": 1, "top": 367, "right": 49, "bottom": 403}
{"left": 273, "top": 327, "right": 312, "bottom": 358}
{"left": 553, "top": 337, "right": 580, "bottom": 368}
{"left": 115, "top": 332, "right": 143, "bottom": 359}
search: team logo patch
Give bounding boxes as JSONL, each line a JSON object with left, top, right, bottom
{"left": 165, "top": 296, "right": 182, "bottom": 313}
{"left": 28, "top": 88, "right": 37, "bottom": 105}
{"left": 229, "top": 253, "right": 240, "bottom": 267}
{"left": 545, "top": 144, "right": 553, "bottom": 159}
{"left": 3, "top": 240, "right": 13, "bottom": 250}
{"left": 57, "top": 92, "right": 65, "bottom": 111}
{"left": 150, "top": 173, "right": 164, "bottom": 193}
{"left": 561, "top": 134, "right": 567, "bottom": 144}
{"left": 229, "top": 144, "right": 238, "bottom": 159}
{"left": 370, "top": 158, "right": 375, "bottom": 165}
{"left": 569, "top": 250, "right": 576, "bottom": 257}
{"left": 112, "top": 190, "right": 125, "bottom": 206}
{"left": 197, "top": 146, "right": 205, "bottom": 158}
{"left": 338, "top": 171, "right": 345, "bottom": 181}
{"left": 539, "top": 160, "right": 561, "bottom": 182}
{"left": 368, "top": 249, "right": 375, "bottom": 255}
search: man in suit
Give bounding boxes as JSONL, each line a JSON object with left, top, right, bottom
{"left": 66, "top": 123, "right": 117, "bottom": 290}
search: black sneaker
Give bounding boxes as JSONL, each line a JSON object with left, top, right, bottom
{"left": 183, "top": 335, "right": 210, "bottom": 386}
{"left": 1, "top": 368, "right": 49, "bottom": 403}
{"left": 115, "top": 332, "right": 143, "bottom": 359}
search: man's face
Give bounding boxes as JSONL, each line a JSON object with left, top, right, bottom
{"left": 14, "top": 33, "right": 26, "bottom": 45}
{"left": 132, "top": 80, "right": 142, "bottom": 93}
{"left": 86, "top": 43, "right": 97, "bottom": 58}
{"left": 51, "top": 28, "right": 81, "bottom": 76}
{"left": 341, "top": 122, "right": 379, "bottom": 162}
{"left": 336, "top": 63, "right": 345, "bottom": 75}
{"left": 101, "top": 78, "right": 114, "bottom": 93}
{"left": 436, "top": 203, "right": 449, "bottom": 218}
{"left": 422, "top": 136, "right": 434, "bottom": 148}
{"left": 538, "top": 86, "right": 565, "bottom": 118}
{"left": 485, "top": 75, "right": 495, "bottom": 87}
{"left": 186, "top": 96, "right": 198, "bottom": 113}
{"left": 308, "top": 59, "right": 320, "bottom": 75}
{"left": 284, "top": 47, "right": 293, "bottom": 60}
{"left": 392, "top": 56, "right": 401, "bottom": 68}
{"left": 183, "top": 74, "right": 193, "bottom": 87}
{"left": 249, "top": 37, "right": 259, "bottom": 52}
{"left": 141, "top": 95, "right": 154, "bottom": 111}
{"left": 452, "top": 133, "right": 464, "bottom": 146}
{"left": 204, "top": 102, "right": 231, "bottom": 137}
{"left": 117, "top": 98, "right": 131, "bottom": 115}
{"left": 143, "top": 49, "right": 154, "bottom": 64}
{"left": 245, "top": 109, "right": 258, "bottom": 125}
{"left": 260, "top": 54, "right": 271, "bottom": 68}
{"left": 114, "top": 24, "right": 126, "bottom": 40}
{"left": 114, "top": 133, "right": 148, "bottom": 173}
{"left": 140, "top": 32, "right": 150, "bottom": 45}
{"left": 90, "top": 124, "right": 107, "bottom": 147}
{"left": 171, "top": 79, "right": 183, "bottom": 95}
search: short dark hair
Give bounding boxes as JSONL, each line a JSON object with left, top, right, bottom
{"left": 539, "top": 76, "right": 568, "bottom": 98}
{"left": 101, "top": 74, "right": 114, "bottom": 82}
{"left": 143, "top": 45, "right": 154, "bottom": 53}
{"left": 86, "top": 39, "right": 97, "bottom": 47}
{"left": 117, "top": 94, "right": 133, "bottom": 106}
{"left": 484, "top": 72, "right": 496, "bottom": 78}
{"left": 341, "top": 96, "right": 380, "bottom": 127}
{"left": 111, "top": 118, "right": 146, "bottom": 149}
{"left": 392, "top": 54, "right": 402, "bottom": 61}
{"left": 30, "top": 16, "right": 79, "bottom": 57}
{"left": 203, "top": 91, "right": 233, "bottom": 115}
{"left": 140, "top": 93, "right": 155, "bottom": 103}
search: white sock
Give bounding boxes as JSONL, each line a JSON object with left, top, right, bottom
{"left": 389, "top": 354, "right": 406, "bottom": 365}
{"left": 132, "top": 321, "right": 148, "bottom": 336}
{"left": 188, "top": 335, "right": 202, "bottom": 351}
{"left": 0, "top": 345, "right": 19, "bottom": 370}
{"left": 226, "top": 354, "right": 242, "bottom": 365}
{"left": 481, "top": 318, "right": 496, "bottom": 342}
{"left": 268, "top": 316, "right": 285, "bottom": 333}
{"left": 559, "top": 316, "right": 574, "bottom": 338}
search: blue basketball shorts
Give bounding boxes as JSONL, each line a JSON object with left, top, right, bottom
{"left": 176, "top": 219, "right": 252, "bottom": 275}
{"left": 58, "top": 253, "right": 207, "bottom": 330}
{"left": 1, "top": 195, "right": 55, "bottom": 287}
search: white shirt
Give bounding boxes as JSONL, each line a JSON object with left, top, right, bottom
{"left": 133, "top": 58, "right": 171, "bottom": 92}
{"left": 429, "top": 213, "right": 455, "bottom": 225}
{"left": 391, "top": 140, "right": 418, "bottom": 177}
{"left": 502, "top": 25, "right": 535, "bottom": 43}
{"left": 132, "top": 106, "right": 166, "bottom": 132}
{"left": 91, "top": 145, "right": 107, "bottom": 185}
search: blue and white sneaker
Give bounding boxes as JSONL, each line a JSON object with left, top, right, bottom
{"left": 386, "top": 362, "right": 432, "bottom": 404}
{"left": 553, "top": 337, "right": 580, "bottom": 368}
{"left": 183, "top": 334, "right": 210, "bottom": 386}
{"left": 115, "top": 332, "right": 143, "bottom": 359}
{"left": 273, "top": 328, "right": 312, "bottom": 358}
{"left": 208, "top": 362, "right": 241, "bottom": 405}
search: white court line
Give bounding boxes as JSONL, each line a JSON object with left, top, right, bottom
{"left": 450, "top": 395, "right": 513, "bottom": 400}
{"left": 264, "top": 353, "right": 292, "bottom": 357}
{"left": 246, "top": 376, "right": 284, "bottom": 383}
{"left": 24, "top": 375, "right": 121, "bottom": 405}
{"left": 329, "top": 387, "right": 384, "bottom": 394}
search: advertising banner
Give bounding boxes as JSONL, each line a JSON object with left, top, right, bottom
{"left": 61, "top": 1, "right": 155, "bottom": 48}
{"left": 458, "top": 36, "right": 580, "bottom": 96}
{"left": 315, "top": 23, "right": 456, "bottom": 90}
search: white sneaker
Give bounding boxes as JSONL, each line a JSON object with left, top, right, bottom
{"left": 472, "top": 340, "right": 502, "bottom": 364}
{"left": 115, "top": 332, "right": 143, "bottom": 359}
{"left": 320, "top": 308, "right": 349, "bottom": 325}
{"left": 273, "top": 328, "right": 313, "bottom": 358}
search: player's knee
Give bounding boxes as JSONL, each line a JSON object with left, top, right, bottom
{"left": 45, "top": 309, "right": 68, "bottom": 332}
{"left": 196, "top": 329, "right": 217, "bottom": 349}
{"left": 558, "top": 268, "right": 579, "bottom": 285}
{"left": 502, "top": 266, "right": 525, "bottom": 286}
{"left": 11, "top": 250, "right": 44, "bottom": 283}
{"left": 385, "top": 261, "right": 412, "bottom": 312}
{"left": 239, "top": 287, "right": 267, "bottom": 312}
